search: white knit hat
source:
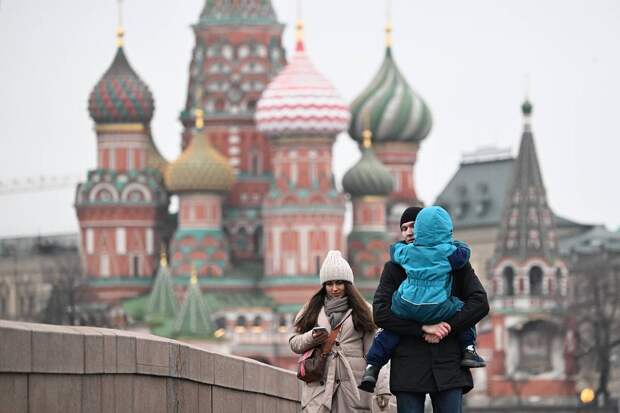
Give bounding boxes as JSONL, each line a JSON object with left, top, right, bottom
{"left": 319, "top": 250, "right": 354, "bottom": 285}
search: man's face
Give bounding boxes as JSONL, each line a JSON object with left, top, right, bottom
{"left": 401, "top": 221, "right": 414, "bottom": 244}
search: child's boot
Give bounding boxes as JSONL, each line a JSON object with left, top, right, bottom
{"left": 461, "top": 345, "right": 486, "bottom": 368}
{"left": 358, "top": 364, "right": 380, "bottom": 393}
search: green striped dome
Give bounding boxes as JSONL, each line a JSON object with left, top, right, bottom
{"left": 342, "top": 141, "right": 394, "bottom": 197}
{"left": 349, "top": 48, "right": 432, "bottom": 144}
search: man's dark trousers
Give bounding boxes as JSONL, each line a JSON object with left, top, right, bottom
{"left": 394, "top": 388, "right": 463, "bottom": 413}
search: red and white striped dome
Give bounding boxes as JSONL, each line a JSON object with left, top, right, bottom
{"left": 255, "top": 40, "right": 350, "bottom": 137}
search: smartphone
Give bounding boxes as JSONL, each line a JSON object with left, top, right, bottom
{"left": 312, "top": 326, "right": 328, "bottom": 334}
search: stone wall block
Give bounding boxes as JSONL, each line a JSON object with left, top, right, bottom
{"left": 133, "top": 375, "right": 167, "bottom": 413}
{"left": 276, "top": 366, "right": 300, "bottom": 401}
{"left": 185, "top": 345, "right": 211, "bottom": 383}
{"left": 79, "top": 327, "right": 104, "bottom": 374}
{"left": 114, "top": 330, "right": 136, "bottom": 373}
{"left": 213, "top": 353, "right": 244, "bottom": 390}
{"left": 212, "top": 386, "right": 243, "bottom": 413}
{"left": 241, "top": 391, "right": 262, "bottom": 413}
{"left": 197, "top": 383, "right": 213, "bottom": 413}
{"left": 32, "top": 325, "right": 84, "bottom": 373}
{"left": 0, "top": 322, "right": 31, "bottom": 372}
{"left": 260, "top": 394, "right": 278, "bottom": 412}
{"left": 169, "top": 342, "right": 189, "bottom": 378}
{"left": 81, "top": 375, "right": 102, "bottom": 412}
{"left": 29, "top": 373, "right": 82, "bottom": 413}
{"left": 277, "top": 398, "right": 300, "bottom": 413}
{"left": 166, "top": 378, "right": 198, "bottom": 413}
{"left": 242, "top": 358, "right": 266, "bottom": 394}
{"left": 113, "top": 374, "right": 134, "bottom": 413}
{"left": 0, "top": 373, "right": 28, "bottom": 413}
{"left": 262, "top": 362, "right": 279, "bottom": 397}
{"left": 136, "top": 335, "right": 170, "bottom": 376}
{"left": 91, "top": 327, "right": 118, "bottom": 374}
{"left": 100, "top": 375, "right": 115, "bottom": 413}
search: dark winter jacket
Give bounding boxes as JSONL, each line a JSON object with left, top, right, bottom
{"left": 373, "top": 260, "right": 489, "bottom": 394}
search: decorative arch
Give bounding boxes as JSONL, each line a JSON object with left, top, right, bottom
{"left": 121, "top": 182, "right": 152, "bottom": 203}
{"left": 89, "top": 183, "right": 119, "bottom": 203}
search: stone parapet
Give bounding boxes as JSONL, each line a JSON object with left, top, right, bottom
{"left": 0, "top": 320, "right": 300, "bottom": 412}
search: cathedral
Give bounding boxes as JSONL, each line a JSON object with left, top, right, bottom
{"left": 64, "top": 0, "right": 620, "bottom": 408}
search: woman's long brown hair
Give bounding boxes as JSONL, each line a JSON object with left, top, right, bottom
{"left": 294, "top": 282, "right": 376, "bottom": 334}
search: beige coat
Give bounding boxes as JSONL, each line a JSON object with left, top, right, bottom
{"left": 290, "top": 306, "right": 392, "bottom": 413}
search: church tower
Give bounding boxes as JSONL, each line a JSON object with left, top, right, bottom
{"left": 348, "top": 18, "right": 432, "bottom": 236}
{"left": 482, "top": 100, "right": 575, "bottom": 405}
{"left": 180, "top": 0, "right": 286, "bottom": 262}
{"left": 342, "top": 125, "right": 393, "bottom": 281}
{"left": 75, "top": 16, "right": 169, "bottom": 292}
{"left": 166, "top": 110, "right": 235, "bottom": 277}
{"left": 255, "top": 19, "right": 348, "bottom": 303}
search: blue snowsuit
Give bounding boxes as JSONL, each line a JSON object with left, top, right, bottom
{"left": 366, "top": 206, "right": 475, "bottom": 368}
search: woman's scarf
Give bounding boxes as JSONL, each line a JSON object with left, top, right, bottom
{"left": 324, "top": 296, "right": 349, "bottom": 328}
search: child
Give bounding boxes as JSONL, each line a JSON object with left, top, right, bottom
{"left": 359, "top": 206, "right": 485, "bottom": 393}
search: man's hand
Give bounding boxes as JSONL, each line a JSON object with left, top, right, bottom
{"left": 421, "top": 322, "right": 451, "bottom": 338}
{"left": 375, "top": 393, "right": 391, "bottom": 411}
{"left": 423, "top": 333, "right": 441, "bottom": 344}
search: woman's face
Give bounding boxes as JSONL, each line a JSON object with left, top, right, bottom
{"left": 324, "top": 280, "right": 346, "bottom": 299}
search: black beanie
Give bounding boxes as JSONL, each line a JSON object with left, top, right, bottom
{"left": 400, "top": 206, "right": 423, "bottom": 226}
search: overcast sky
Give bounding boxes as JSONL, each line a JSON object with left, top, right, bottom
{"left": 0, "top": 0, "right": 618, "bottom": 237}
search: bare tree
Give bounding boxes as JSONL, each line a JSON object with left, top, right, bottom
{"left": 41, "top": 251, "right": 86, "bottom": 325}
{"left": 570, "top": 246, "right": 620, "bottom": 407}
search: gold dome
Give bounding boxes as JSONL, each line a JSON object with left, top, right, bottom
{"left": 165, "top": 129, "right": 234, "bottom": 193}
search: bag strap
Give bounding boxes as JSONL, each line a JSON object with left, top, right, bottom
{"left": 321, "top": 313, "right": 351, "bottom": 354}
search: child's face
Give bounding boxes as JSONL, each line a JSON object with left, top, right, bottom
{"left": 401, "top": 221, "right": 414, "bottom": 244}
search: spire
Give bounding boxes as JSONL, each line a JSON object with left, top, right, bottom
{"left": 116, "top": 0, "right": 124, "bottom": 47}
{"left": 362, "top": 109, "right": 372, "bottom": 149}
{"left": 159, "top": 243, "right": 168, "bottom": 267}
{"left": 385, "top": 0, "right": 393, "bottom": 51}
{"left": 194, "top": 108, "right": 205, "bottom": 130}
{"left": 145, "top": 257, "right": 178, "bottom": 324}
{"left": 493, "top": 98, "right": 559, "bottom": 263}
{"left": 295, "top": 1, "right": 305, "bottom": 53}
{"left": 172, "top": 274, "right": 214, "bottom": 338}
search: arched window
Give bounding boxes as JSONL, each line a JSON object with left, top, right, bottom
{"left": 502, "top": 266, "right": 515, "bottom": 296}
{"left": 253, "top": 226, "right": 263, "bottom": 255}
{"left": 555, "top": 268, "right": 563, "bottom": 296}
{"left": 529, "top": 266, "right": 544, "bottom": 296}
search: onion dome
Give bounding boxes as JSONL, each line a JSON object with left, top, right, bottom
{"left": 255, "top": 20, "right": 349, "bottom": 137}
{"left": 348, "top": 25, "right": 431, "bottom": 145}
{"left": 165, "top": 110, "right": 234, "bottom": 193}
{"left": 342, "top": 130, "right": 394, "bottom": 197}
{"left": 88, "top": 46, "right": 155, "bottom": 124}
{"left": 198, "top": 0, "right": 279, "bottom": 27}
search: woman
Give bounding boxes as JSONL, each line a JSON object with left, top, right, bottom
{"left": 290, "top": 250, "right": 392, "bottom": 412}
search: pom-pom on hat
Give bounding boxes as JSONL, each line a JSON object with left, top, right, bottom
{"left": 319, "top": 250, "right": 354, "bottom": 285}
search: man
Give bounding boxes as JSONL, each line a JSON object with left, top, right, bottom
{"left": 373, "top": 206, "right": 489, "bottom": 412}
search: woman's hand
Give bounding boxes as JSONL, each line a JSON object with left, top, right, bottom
{"left": 421, "top": 322, "right": 451, "bottom": 339}
{"left": 311, "top": 329, "right": 328, "bottom": 344}
{"left": 375, "top": 393, "right": 391, "bottom": 411}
